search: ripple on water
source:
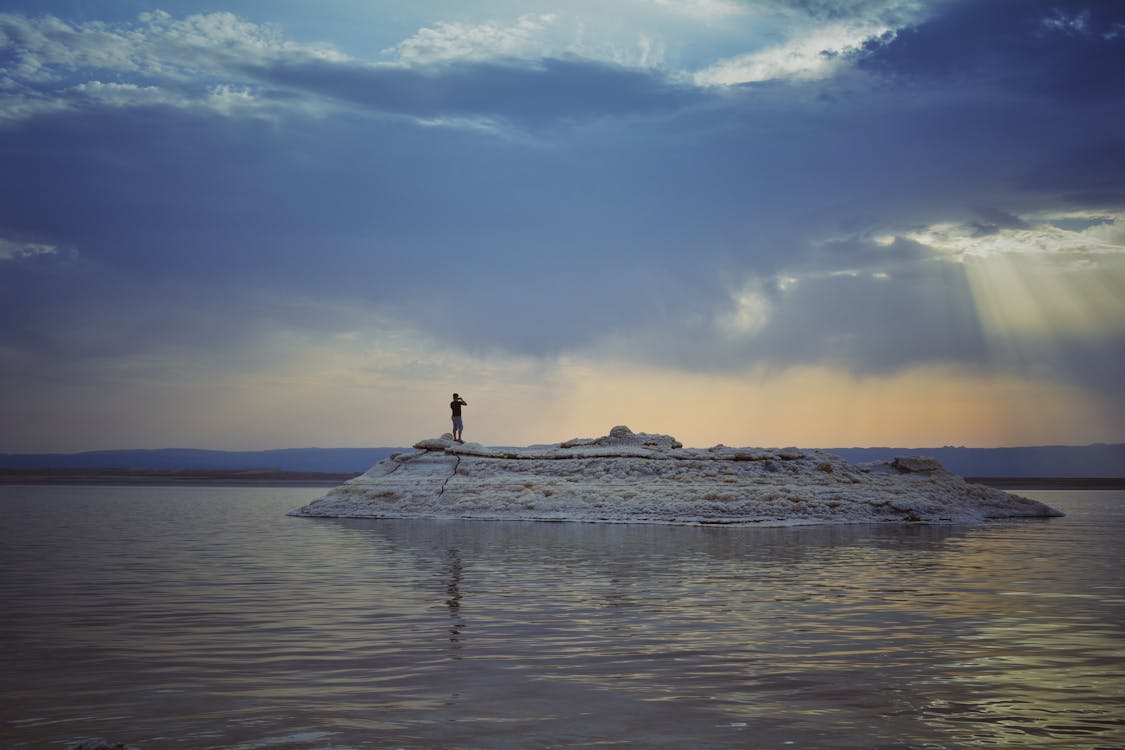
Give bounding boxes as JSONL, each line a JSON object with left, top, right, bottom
{"left": 0, "top": 486, "right": 1122, "bottom": 749}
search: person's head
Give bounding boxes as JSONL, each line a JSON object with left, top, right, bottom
{"left": 452, "top": 393, "right": 459, "bottom": 399}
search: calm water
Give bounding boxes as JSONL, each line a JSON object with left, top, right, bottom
{"left": 1, "top": 486, "right": 1122, "bottom": 750}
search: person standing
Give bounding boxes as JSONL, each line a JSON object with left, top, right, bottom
{"left": 450, "top": 393, "right": 467, "bottom": 443}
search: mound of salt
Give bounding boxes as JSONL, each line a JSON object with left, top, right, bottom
{"left": 289, "top": 426, "right": 1063, "bottom": 526}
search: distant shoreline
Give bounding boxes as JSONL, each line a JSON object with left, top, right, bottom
{"left": 0, "top": 468, "right": 1122, "bottom": 490}
{"left": 0, "top": 468, "right": 359, "bottom": 486}
{"left": 966, "top": 477, "right": 1125, "bottom": 490}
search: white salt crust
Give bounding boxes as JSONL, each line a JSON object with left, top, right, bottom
{"left": 290, "top": 426, "right": 1063, "bottom": 526}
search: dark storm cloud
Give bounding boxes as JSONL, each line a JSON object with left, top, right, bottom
{"left": 761, "top": 0, "right": 925, "bottom": 23}
{"left": 1023, "top": 142, "right": 1125, "bottom": 209}
{"left": 787, "top": 237, "right": 936, "bottom": 275}
{"left": 846, "top": 0, "right": 1125, "bottom": 214}
{"left": 0, "top": 100, "right": 719, "bottom": 362}
{"left": 1045, "top": 334, "right": 1125, "bottom": 397}
{"left": 0, "top": 0, "right": 1123, "bottom": 391}
{"left": 968, "top": 206, "right": 1028, "bottom": 236}
{"left": 591, "top": 235, "right": 992, "bottom": 377}
{"left": 746, "top": 260, "right": 989, "bottom": 374}
{"left": 857, "top": 0, "right": 1125, "bottom": 101}
{"left": 251, "top": 56, "right": 704, "bottom": 124}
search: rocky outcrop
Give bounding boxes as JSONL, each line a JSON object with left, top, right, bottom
{"left": 290, "top": 426, "right": 1063, "bottom": 526}
{"left": 892, "top": 456, "right": 944, "bottom": 473}
{"left": 560, "top": 425, "right": 683, "bottom": 450}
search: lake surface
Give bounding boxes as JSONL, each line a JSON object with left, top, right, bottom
{"left": 1, "top": 486, "right": 1122, "bottom": 749}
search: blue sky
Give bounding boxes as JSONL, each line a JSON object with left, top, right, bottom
{"left": 1, "top": 0, "right": 1123, "bottom": 451}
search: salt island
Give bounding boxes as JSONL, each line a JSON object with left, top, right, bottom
{"left": 289, "top": 426, "right": 1063, "bottom": 526}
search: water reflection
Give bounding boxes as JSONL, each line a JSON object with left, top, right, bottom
{"left": 445, "top": 546, "right": 465, "bottom": 651}
{"left": 322, "top": 511, "right": 1125, "bottom": 748}
{"left": 0, "top": 487, "right": 1121, "bottom": 749}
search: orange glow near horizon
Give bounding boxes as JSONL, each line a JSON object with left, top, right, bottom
{"left": 3, "top": 330, "right": 1119, "bottom": 453}
{"left": 29, "top": 359, "right": 1115, "bottom": 453}
{"left": 532, "top": 362, "right": 1114, "bottom": 449}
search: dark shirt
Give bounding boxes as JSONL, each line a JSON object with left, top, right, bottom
{"left": 451, "top": 399, "right": 464, "bottom": 417}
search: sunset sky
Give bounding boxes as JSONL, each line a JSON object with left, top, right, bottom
{"left": 1, "top": 0, "right": 1123, "bottom": 452}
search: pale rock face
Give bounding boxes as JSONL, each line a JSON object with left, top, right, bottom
{"left": 290, "top": 427, "right": 1064, "bottom": 526}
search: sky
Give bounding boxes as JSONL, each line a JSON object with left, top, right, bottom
{"left": 1, "top": 0, "right": 1123, "bottom": 452}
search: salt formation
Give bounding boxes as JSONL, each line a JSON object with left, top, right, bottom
{"left": 290, "top": 426, "right": 1063, "bottom": 526}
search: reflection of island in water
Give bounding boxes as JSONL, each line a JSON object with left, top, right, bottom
{"left": 322, "top": 494, "right": 1123, "bottom": 748}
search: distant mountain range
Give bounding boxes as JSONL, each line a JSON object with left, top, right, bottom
{"left": 0, "top": 443, "right": 1122, "bottom": 477}
{"left": 825, "top": 444, "right": 1124, "bottom": 478}
{"left": 0, "top": 447, "right": 403, "bottom": 474}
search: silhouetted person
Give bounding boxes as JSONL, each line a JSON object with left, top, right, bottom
{"left": 450, "top": 393, "right": 467, "bottom": 443}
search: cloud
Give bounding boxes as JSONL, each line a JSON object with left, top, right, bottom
{"left": 384, "top": 13, "right": 558, "bottom": 65}
{"left": 0, "top": 10, "right": 703, "bottom": 130}
{"left": 3, "top": 20, "right": 1120, "bottom": 378}
{"left": 758, "top": 0, "right": 926, "bottom": 23}
{"left": 694, "top": 20, "right": 888, "bottom": 85}
{"left": 1, "top": 3, "right": 1124, "bottom": 450}
{"left": 255, "top": 55, "right": 702, "bottom": 126}
{"left": 717, "top": 281, "right": 773, "bottom": 337}
{"left": 906, "top": 217, "right": 1125, "bottom": 262}
{"left": 0, "top": 236, "right": 59, "bottom": 261}
{"left": 731, "top": 259, "right": 989, "bottom": 373}
{"left": 649, "top": 0, "right": 750, "bottom": 19}
{"left": 857, "top": 0, "right": 1125, "bottom": 100}
{"left": 0, "top": 10, "right": 347, "bottom": 121}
